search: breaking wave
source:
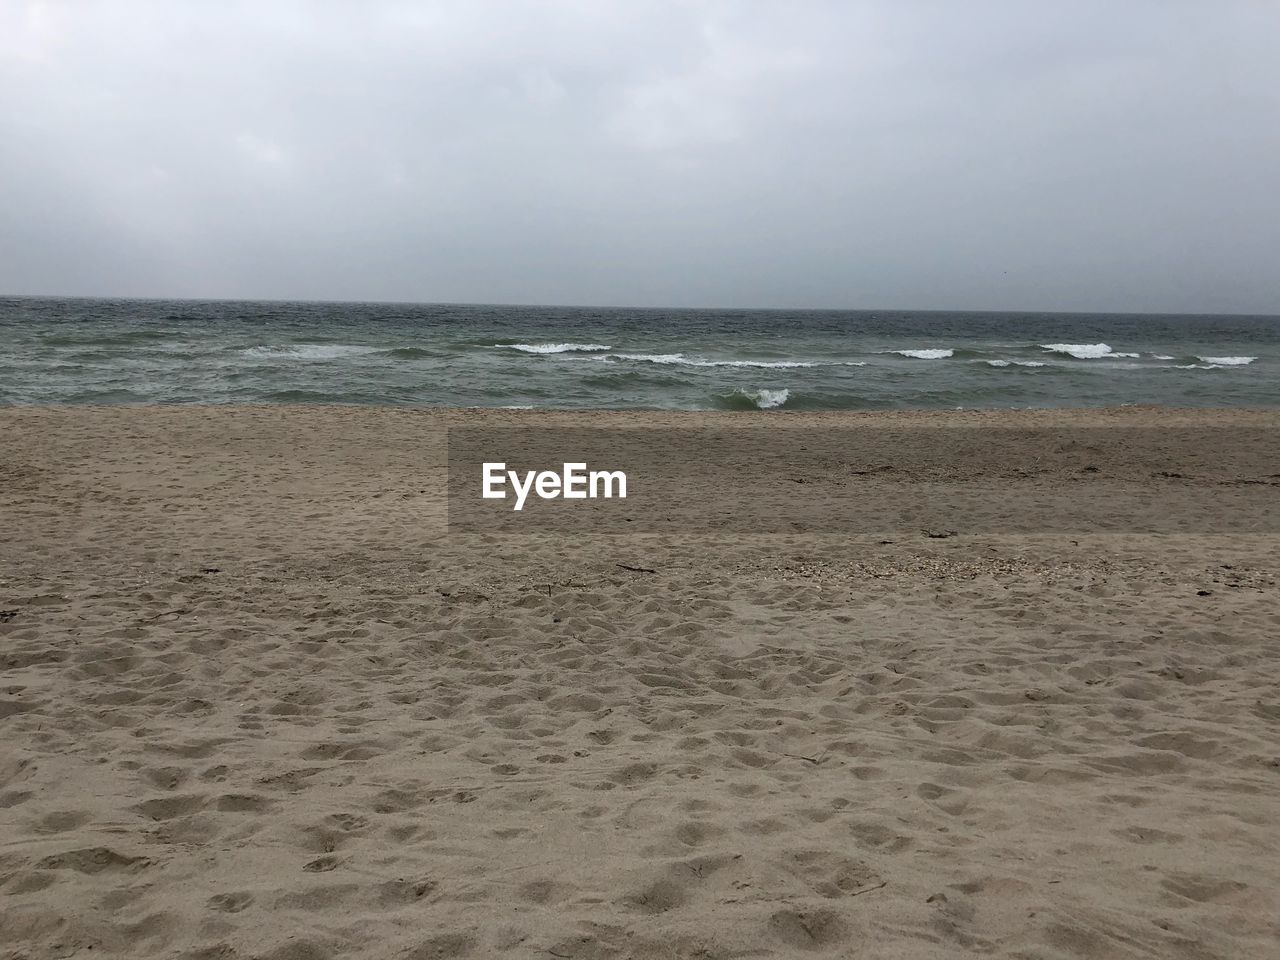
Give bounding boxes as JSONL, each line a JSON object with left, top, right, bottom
{"left": 1039, "top": 343, "right": 1138, "bottom": 359}
{"left": 890, "top": 348, "right": 953, "bottom": 360}
{"left": 601, "top": 353, "right": 862, "bottom": 369}
{"left": 714, "top": 388, "right": 791, "bottom": 410}
{"left": 503, "top": 342, "right": 613, "bottom": 354}
{"left": 1196, "top": 356, "right": 1255, "bottom": 366}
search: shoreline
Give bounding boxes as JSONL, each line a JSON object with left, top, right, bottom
{"left": 5, "top": 401, "right": 1279, "bottom": 419}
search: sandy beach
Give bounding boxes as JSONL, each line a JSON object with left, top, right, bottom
{"left": 1, "top": 406, "right": 1277, "bottom": 959}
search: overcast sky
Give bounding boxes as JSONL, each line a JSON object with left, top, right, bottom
{"left": 2, "top": 1, "right": 1278, "bottom": 312}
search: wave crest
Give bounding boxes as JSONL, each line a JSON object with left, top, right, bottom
{"left": 504, "top": 342, "right": 613, "bottom": 354}
{"left": 1039, "top": 343, "right": 1137, "bottom": 359}
{"left": 602, "top": 353, "right": 862, "bottom": 368}
{"left": 715, "top": 388, "right": 791, "bottom": 410}
{"left": 1196, "top": 356, "right": 1255, "bottom": 366}
{"left": 891, "top": 348, "right": 953, "bottom": 360}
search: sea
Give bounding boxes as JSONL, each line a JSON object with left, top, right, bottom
{"left": 2, "top": 297, "right": 1277, "bottom": 410}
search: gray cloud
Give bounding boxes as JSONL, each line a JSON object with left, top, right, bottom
{"left": 2, "top": 0, "right": 1278, "bottom": 311}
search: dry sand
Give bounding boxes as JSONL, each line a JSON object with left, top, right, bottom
{"left": 1, "top": 406, "right": 1277, "bottom": 959}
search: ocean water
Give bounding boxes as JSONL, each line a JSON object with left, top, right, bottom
{"left": 2, "top": 296, "right": 1277, "bottom": 410}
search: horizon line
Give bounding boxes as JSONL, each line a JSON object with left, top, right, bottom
{"left": 2, "top": 291, "right": 1278, "bottom": 319}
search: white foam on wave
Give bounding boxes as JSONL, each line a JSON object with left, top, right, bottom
{"left": 985, "top": 359, "right": 1046, "bottom": 368}
{"left": 603, "top": 352, "right": 688, "bottom": 364}
{"left": 504, "top": 342, "right": 613, "bottom": 354}
{"left": 1153, "top": 354, "right": 1175, "bottom": 361}
{"left": 602, "top": 353, "right": 862, "bottom": 369}
{"left": 242, "top": 344, "right": 381, "bottom": 360}
{"left": 751, "top": 388, "right": 790, "bottom": 409}
{"left": 1175, "top": 363, "right": 1223, "bottom": 370}
{"left": 891, "top": 348, "right": 953, "bottom": 360}
{"left": 1196, "top": 356, "right": 1255, "bottom": 366}
{"left": 1040, "top": 343, "right": 1124, "bottom": 359}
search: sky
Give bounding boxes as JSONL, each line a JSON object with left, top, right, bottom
{"left": 1, "top": 1, "right": 1278, "bottom": 313}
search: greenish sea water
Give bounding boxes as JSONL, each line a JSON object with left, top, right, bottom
{"left": 2, "top": 297, "right": 1277, "bottom": 410}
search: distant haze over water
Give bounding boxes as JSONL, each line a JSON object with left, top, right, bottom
{"left": 2, "top": 297, "right": 1277, "bottom": 410}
